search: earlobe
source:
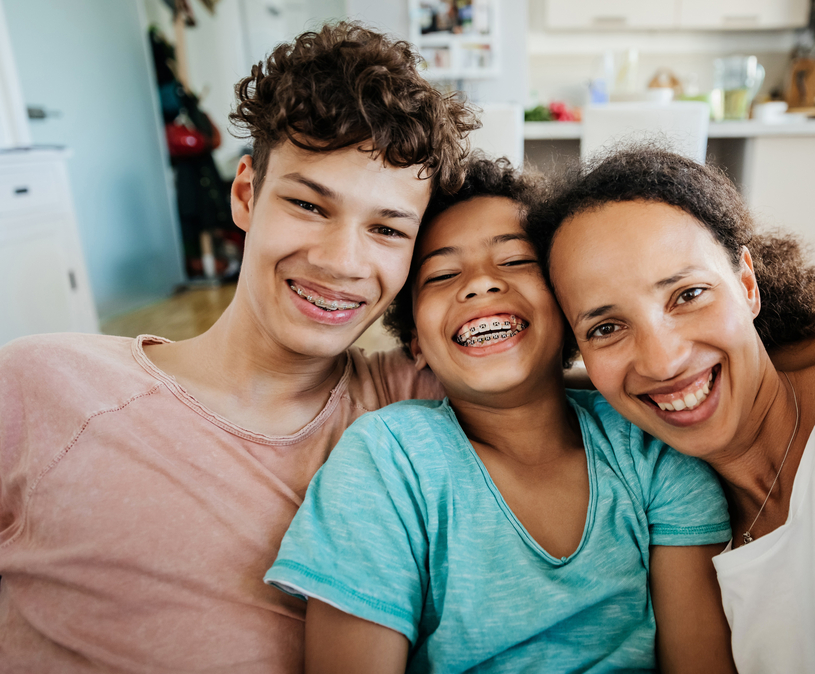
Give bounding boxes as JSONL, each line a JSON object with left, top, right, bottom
{"left": 231, "top": 155, "right": 255, "bottom": 233}
{"left": 409, "top": 333, "right": 428, "bottom": 371}
{"left": 739, "top": 246, "right": 761, "bottom": 319}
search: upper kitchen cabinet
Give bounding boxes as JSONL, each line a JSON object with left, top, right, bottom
{"left": 677, "top": 0, "right": 810, "bottom": 29}
{"left": 544, "top": 0, "right": 677, "bottom": 30}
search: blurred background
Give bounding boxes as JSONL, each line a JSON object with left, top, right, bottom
{"left": 1, "top": 0, "right": 814, "bottom": 349}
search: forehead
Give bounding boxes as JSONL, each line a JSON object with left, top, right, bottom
{"left": 418, "top": 196, "right": 523, "bottom": 257}
{"left": 552, "top": 200, "right": 728, "bottom": 285}
{"left": 264, "top": 140, "right": 431, "bottom": 201}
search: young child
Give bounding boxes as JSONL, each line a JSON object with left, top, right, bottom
{"left": 266, "top": 158, "right": 737, "bottom": 673}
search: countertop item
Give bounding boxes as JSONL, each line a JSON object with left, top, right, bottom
{"left": 524, "top": 120, "right": 815, "bottom": 140}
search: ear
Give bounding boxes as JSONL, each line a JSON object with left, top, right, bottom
{"left": 739, "top": 246, "right": 761, "bottom": 319}
{"left": 231, "top": 155, "right": 255, "bottom": 233}
{"left": 409, "top": 331, "right": 428, "bottom": 371}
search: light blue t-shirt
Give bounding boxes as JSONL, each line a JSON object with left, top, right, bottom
{"left": 267, "top": 390, "right": 730, "bottom": 673}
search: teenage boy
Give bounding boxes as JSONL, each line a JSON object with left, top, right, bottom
{"left": 0, "top": 22, "right": 476, "bottom": 673}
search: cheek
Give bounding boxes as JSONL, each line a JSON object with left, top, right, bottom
{"left": 581, "top": 350, "right": 626, "bottom": 401}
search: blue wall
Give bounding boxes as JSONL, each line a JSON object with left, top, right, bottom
{"left": 5, "top": 0, "right": 185, "bottom": 318}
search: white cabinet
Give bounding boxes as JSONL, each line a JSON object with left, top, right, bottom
{"left": 677, "top": 0, "right": 810, "bottom": 29}
{"left": 545, "top": 0, "right": 676, "bottom": 30}
{"left": 542, "top": 0, "right": 810, "bottom": 30}
{"left": 0, "top": 149, "right": 98, "bottom": 346}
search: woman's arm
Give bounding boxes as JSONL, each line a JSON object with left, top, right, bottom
{"left": 649, "top": 544, "right": 736, "bottom": 674}
{"left": 305, "top": 598, "right": 409, "bottom": 674}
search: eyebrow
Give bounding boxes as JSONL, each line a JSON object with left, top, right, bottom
{"left": 415, "top": 233, "right": 530, "bottom": 272}
{"left": 574, "top": 266, "right": 705, "bottom": 325}
{"left": 280, "top": 172, "right": 421, "bottom": 226}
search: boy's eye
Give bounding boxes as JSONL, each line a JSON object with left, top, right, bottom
{"left": 289, "top": 199, "right": 319, "bottom": 213}
{"left": 588, "top": 323, "right": 621, "bottom": 340}
{"left": 371, "top": 225, "right": 408, "bottom": 239}
{"left": 502, "top": 258, "right": 537, "bottom": 267}
{"left": 676, "top": 287, "right": 705, "bottom": 305}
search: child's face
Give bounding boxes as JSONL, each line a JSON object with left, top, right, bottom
{"left": 411, "top": 196, "right": 565, "bottom": 405}
{"left": 232, "top": 141, "right": 432, "bottom": 359}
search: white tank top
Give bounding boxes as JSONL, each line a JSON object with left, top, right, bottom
{"left": 713, "top": 430, "right": 815, "bottom": 674}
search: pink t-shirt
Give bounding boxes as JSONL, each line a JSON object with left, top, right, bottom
{"left": 0, "top": 333, "right": 442, "bottom": 673}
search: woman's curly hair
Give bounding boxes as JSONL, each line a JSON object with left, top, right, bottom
{"left": 229, "top": 21, "right": 479, "bottom": 195}
{"left": 383, "top": 155, "right": 578, "bottom": 366}
{"left": 527, "top": 146, "right": 815, "bottom": 350}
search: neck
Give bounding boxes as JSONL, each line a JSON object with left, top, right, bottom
{"left": 448, "top": 373, "right": 582, "bottom": 465}
{"left": 145, "top": 288, "right": 349, "bottom": 436}
{"left": 706, "top": 358, "right": 809, "bottom": 535}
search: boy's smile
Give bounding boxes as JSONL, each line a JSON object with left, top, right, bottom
{"left": 411, "top": 196, "right": 564, "bottom": 404}
{"left": 231, "top": 141, "right": 431, "bottom": 358}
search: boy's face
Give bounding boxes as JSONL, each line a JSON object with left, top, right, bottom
{"left": 232, "top": 141, "right": 432, "bottom": 358}
{"left": 411, "top": 196, "right": 565, "bottom": 406}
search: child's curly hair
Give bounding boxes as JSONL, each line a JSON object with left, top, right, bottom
{"left": 229, "top": 21, "right": 479, "bottom": 195}
{"left": 528, "top": 146, "right": 815, "bottom": 350}
{"left": 383, "top": 155, "right": 578, "bottom": 366}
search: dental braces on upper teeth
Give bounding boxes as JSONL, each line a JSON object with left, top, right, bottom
{"left": 290, "top": 284, "right": 360, "bottom": 311}
{"left": 655, "top": 371, "right": 714, "bottom": 412}
{"left": 456, "top": 315, "right": 528, "bottom": 346}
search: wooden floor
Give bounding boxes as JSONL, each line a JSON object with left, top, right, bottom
{"left": 100, "top": 282, "right": 400, "bottom": 352}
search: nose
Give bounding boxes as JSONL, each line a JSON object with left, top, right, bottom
{"left": 633, "top": 322, "right": 693, "bottom": 383}
{"left": 307, "top": 222, "right": 371, "bottom": 280}
{"left": 457, "top": 268, "right": 508, "bottom": 302}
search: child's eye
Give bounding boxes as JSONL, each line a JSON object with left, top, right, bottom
{"left": 425, "top": 272, "right": 458, "bottom": 284}
{"left": 676, "top": 287, "right": 705, "bottom": 305}
{"left": 587, "top": 323, "right": 621, "bottom": 340}
{"left": 502, "top": 258, "right": 537, "bottom": 267}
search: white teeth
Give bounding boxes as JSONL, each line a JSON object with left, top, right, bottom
{"left": 651, "top": 371, "right": 715, "bottom": 412}
{"left": 457, "top": 322, "right": 528, "bottom": 347}
{"left": 290, "top": 284, "right": 360, "bottom": 311}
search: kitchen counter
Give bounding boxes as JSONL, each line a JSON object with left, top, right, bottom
{"left": 524, "top": 120, "right": 815, "bottom": 140}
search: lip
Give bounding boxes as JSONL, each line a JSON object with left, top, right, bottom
{"left": 637, "top": 365, "right": 722, "bottom": 428}
{"left": 287, "top": 279, "right": 368, "bottom": 326}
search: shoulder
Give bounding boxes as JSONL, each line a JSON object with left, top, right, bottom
{"left": 350, "top": 398, "right": 451, "bottom": 439}
{"left": 567, "top": 389, "right": 647, "bottom": 453}
{"left": 0, "top": 333, "right": 167, "bottom": 421}
{"left": 345, "top": 346, "right": 444, "bottom": 409}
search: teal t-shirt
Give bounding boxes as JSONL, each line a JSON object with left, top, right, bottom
{"left": 267, "top": 390, "right": 730, "bottom": 673}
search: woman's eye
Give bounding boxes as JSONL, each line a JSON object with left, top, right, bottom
{"left": 588, "top": 323, "right": 620, "bottom": 340}
{"left": 676, "top": 287, "right": 705, "bottom": 305}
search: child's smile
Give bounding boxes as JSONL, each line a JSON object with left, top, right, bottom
{"left": 411, "top": 196, "right": 565, "bottom": 403}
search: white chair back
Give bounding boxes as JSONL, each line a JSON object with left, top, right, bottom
{"left": 581, "top": 102, "right": 710, "bottom": 164}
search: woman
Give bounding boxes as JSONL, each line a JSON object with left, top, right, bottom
{"left": 530, "top": 147, "right": 815, "bottom": 674}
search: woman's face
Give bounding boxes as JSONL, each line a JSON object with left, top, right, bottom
{"left": 549, "top": 200, "right": 763, "bottom": 459}
{"left": 411, "top": 196, "right": 565, "bottom": 406}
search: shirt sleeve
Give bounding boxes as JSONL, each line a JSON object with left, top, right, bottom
{"left": 265, "top": 411, "right": 429, "bottom": 644}
{"left": 366, "top": 347, "right": 444, "bottom": 405}
{"left": 635, "top": 430, "right": 731, "bottom": 547}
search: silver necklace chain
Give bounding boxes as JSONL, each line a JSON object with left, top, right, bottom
{"left": 743, "top": 371, "right": 799, "bottom": 545}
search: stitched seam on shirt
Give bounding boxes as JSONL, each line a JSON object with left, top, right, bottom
{"left": 650, "top": 522, "right": 730, "bottom": 536}
{"left": 341, "top": 392, "right": 373, "bottom": 415}
{"left": 273, "top": 560, "right": 415, "bottom": 624}
{"left": 1, "top": 384, "right": 163, "bottom": 550}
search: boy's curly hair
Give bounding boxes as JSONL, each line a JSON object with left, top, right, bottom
{"left": 229, "top": 21, "right": 480, "bottom": 195}
{"left": 528, "top": 146, "right": 815, "bottom": 350}
{"left": 383, "top": 155, "right": 578, "bottom": 367}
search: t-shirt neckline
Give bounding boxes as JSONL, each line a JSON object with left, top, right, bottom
{"left": 441, "top": 395, "right": 599, "bottom": 566}
{"left": 131, "top": 334, "right": 353, "bottom": 445}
